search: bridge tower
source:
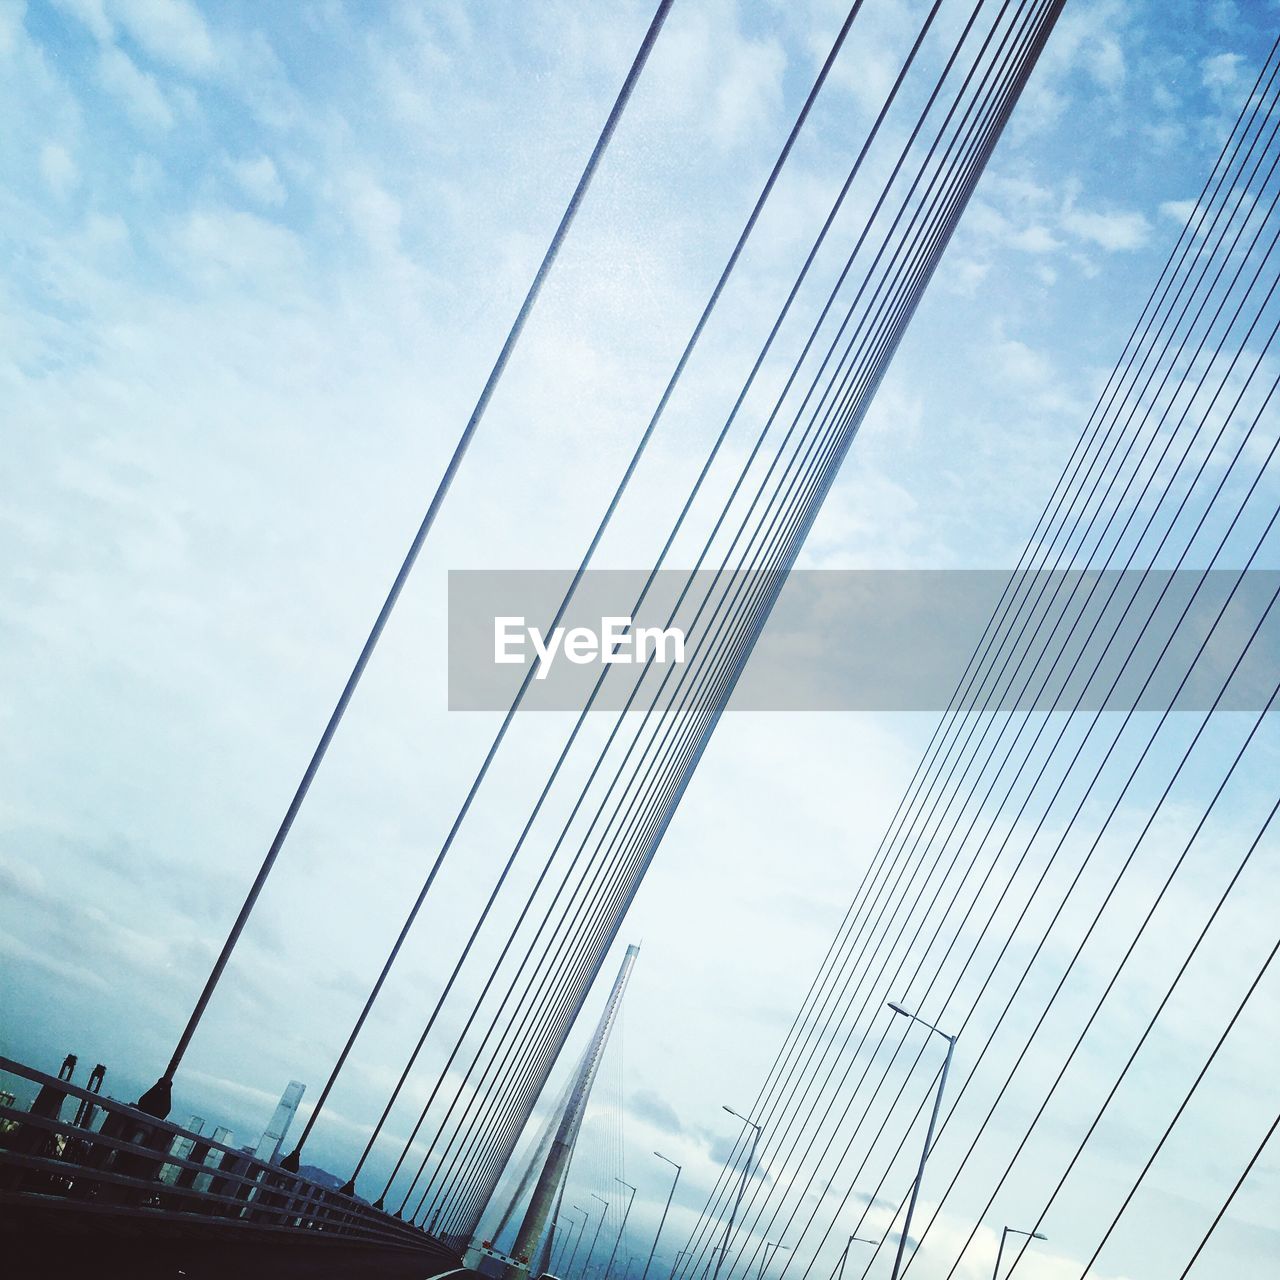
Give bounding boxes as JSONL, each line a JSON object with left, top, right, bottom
{"left": 487, "top": 943, "right": 639, "bottom": 1280}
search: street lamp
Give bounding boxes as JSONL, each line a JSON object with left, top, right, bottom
{"left": 757, "top": 1240, "right": 791, "bottom": 1280}
{"left": 604, "top": 1178, "right": 638, "bottom": 1280}
{"left": 992, "top": 1226, "right": 1046, "bottom": 1279}
{"left": 714, "top": 1106, "right": 762, "bottom": 1280}
{"left": 551, "top": 1217, "right": 575, "bottom": 1274}
{"left": 643, "top": 1151, "right": 683, "bottom": 1280}
{"left": 835, "top": 1234, "right": 878, "bottom": 1280}
{"left": 566, "top": 1207, "right": 590, "bottom": 1279}
{"left": 885, "top": 1002, "right": 957, "bottom": 1280}
{"left": 586, "top": 1193, "right": 611, "bottom": 1280}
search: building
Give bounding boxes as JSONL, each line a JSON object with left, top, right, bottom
{"left": 254, "top": 1080, "right": 305, "bottom": 1164}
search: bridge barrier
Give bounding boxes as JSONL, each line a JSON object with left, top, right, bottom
{"left": 0, "top": 1054, "right": 440, "bottom": 1253}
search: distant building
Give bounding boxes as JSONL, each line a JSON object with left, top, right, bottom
{"left": 255, "top": 1080, "right": 305, "bottom": 1164}
{"left": 0, "top": 1088, "right": 16, "bottom": 1138}
{"left": 159, "top": 1115, "right": 205, "bottom": 1186}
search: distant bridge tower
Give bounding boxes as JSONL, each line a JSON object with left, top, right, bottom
{"left": 485, "top": 943, "right": 639, "bottom": 1280}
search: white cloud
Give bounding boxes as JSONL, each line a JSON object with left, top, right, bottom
{"left": 708, "top": 34, "right": 786, "bottom": 150}
{"left": 995, "top": 335, "right": 1055, "bottom": 387}
{"left": 175, "top": 206, "right": 303, "bottom": 281}
{"left": 650, "top": 4, "right": 786, "bottom": 151}
{"left": 97, "top": 44, "right": 174, "bottom": 129}
{"left": 227, "top": 153, "right": 286, "bottom": 207}
{"left": 943, "top": 256, "right": 991, "bottom": 297}
{"left": 1201, "top": 50, "right": 1243, "bottom": 92}
{"left": 1061, "top": 204, "right": 1152, "bottom": 252}
{"left": 110, "top": 0, "right": 217, "bottom": 76}
{"left": 39, "top": 141, "right": 79, "bottom": 198}
{"left": 1086, "top": 33, "right": 1126, "bottom": 90}
{"left": 1160, "top": 198, "right": 1197, "bottom": 226}
{"left": 1009, "top": 224, "right": 1063, "bottom": 253}
{"left": 342, "top": 171, "right": 403, "bottom": 257}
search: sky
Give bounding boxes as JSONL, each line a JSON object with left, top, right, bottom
{"left": 1, "top": 2, "right": 1278, "bottom": 1279}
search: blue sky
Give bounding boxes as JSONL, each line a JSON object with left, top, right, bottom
{"left": 2, "top": 2, "right": 1279, "bottom": 1279}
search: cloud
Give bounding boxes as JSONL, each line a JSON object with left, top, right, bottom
{"left": 39, "top": 141, "right": 79, "bottom": 198}
{"left": 1201, "top": 50, "right": 1243, "bottom": 92}
{"left": 110, "top": 0, "right": 217, "bottom": 76}
{"left": 1008, "top": 224, "right": 1063, "bottom": 253}
{"left": 1160, "top": 198, "right": 1197, "bottom": 226}
{"left": 708, "top": 33, "right": 786, "bottom": 150}
{"left": 651, "top": 4, "right": 786, "bottom": 151}
{"left": 227, "top": 153, "right": 286, "bottom": 207}
{"left": 994, "top": 335, "right": 1055, "bottom": 387}
{"left": 97, "top": 45, "right": 174, "bottom": 129}
{"left": 1061, "top": 203, "right": 1152, "bottom": 251}
{"left": 1085, "top": 33, "right": 1126, "bottom": 90}
{"left": 631, "top": 1088, "right": 684, "bottom": 1136}
{"left": 174, "top": 206, "right": 303, "bottom": 282}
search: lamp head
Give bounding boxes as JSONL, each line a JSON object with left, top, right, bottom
{"left": 887, "top": 1001, "right": 909, "bottom": 1017}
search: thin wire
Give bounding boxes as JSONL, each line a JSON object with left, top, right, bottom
{"left": 357, "top": 0, "right": 947, "bottom": 1190}
{"left": 1177, "top": 1109, "right": 1280, "bottom": 1279}
{"left": 448, "top": 30, "right": 1039, "bottom": 1239}
{"left": 673, "top": 30, "right": 1280, "bottom": 1272}
{"left": 860, "top": 224, "right": 1280, "bottom": 1280}
{"left": 389, "top": 0, "right": 998, "bottom": 1203}
{"left": 706, "top": 124, "right": 1280, "bottom": 1280}
{"left": 691, "top": 60, "right": 1280, "bottom": 1280}
{"left": 286, "top": 0, "right": 869, "bottom": 1163}
{"left": 1058, "top": 808, "right": 1280, "bottom": 1280}
{"left": 419, "top": 0, "right": 1049, "bottom": 1223}
{"left": 146, "top": 0, "right": 678, "bottom": 1111}
{"left": 757, "top": 227, "right": 1280, "bottom": 1280}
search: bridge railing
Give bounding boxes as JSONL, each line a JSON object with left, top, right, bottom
{"left": 0, "top": 1055, "right": 432, "bottom": 1251}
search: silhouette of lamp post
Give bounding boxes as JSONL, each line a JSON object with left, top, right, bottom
{"left": 714, "top": 1106, "right": 762, "bottom": 1280}
{"left": 642, "top": 1151, "right": 682, "bottom": 1280}
{"left": 585, "top": 1193, "right": 611, "bottom": 1279}
{"left": 993, "top": 1225, "right": 1046, "bottom": 1279}
{"left": 757, "top": 1241, "right": 790, "bottom": 1280}
{"left": 604, "top": 1178, "right": 638, "bottom": 1280}
{"left": 835, "top": 1234, "right": 877, "bottom": 1280}
{"left": 886, "top": 1002, "right": 956, "bottom": 1280}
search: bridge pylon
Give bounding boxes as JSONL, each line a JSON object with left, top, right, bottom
{"left": 472, "top": 943, "right": 639, "bottom": 1280}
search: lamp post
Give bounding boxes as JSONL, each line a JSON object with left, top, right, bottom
{"left": 586, "top": 1193, "right": 610, "bottom": 1280}
{"left": 604, "top": 1179, "right": 638, "bottom": 1280}
{"left": 714, "top": 1106, "right": 762, "bottom": 1280}
{"left": 757, "top": 1241, "right": 790, "bottom": 1280}
{"left": 565, "top": 1206, "right": 589, "bottom": 1278}
{"left": 992, "top": 1226, "right": 1046, "bottom": 1279}
{"left": 835, "top": 1234, "right": 878, "bottom": 1280}
{"left": 886, "top": 1002, "right": 957, "bottom": 1280}
{"left": 643, "top": 1151, "right": 683, "bottom": 1280}
{"left": 550, "top": 1217, "right": 572, "bottom": 1273}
